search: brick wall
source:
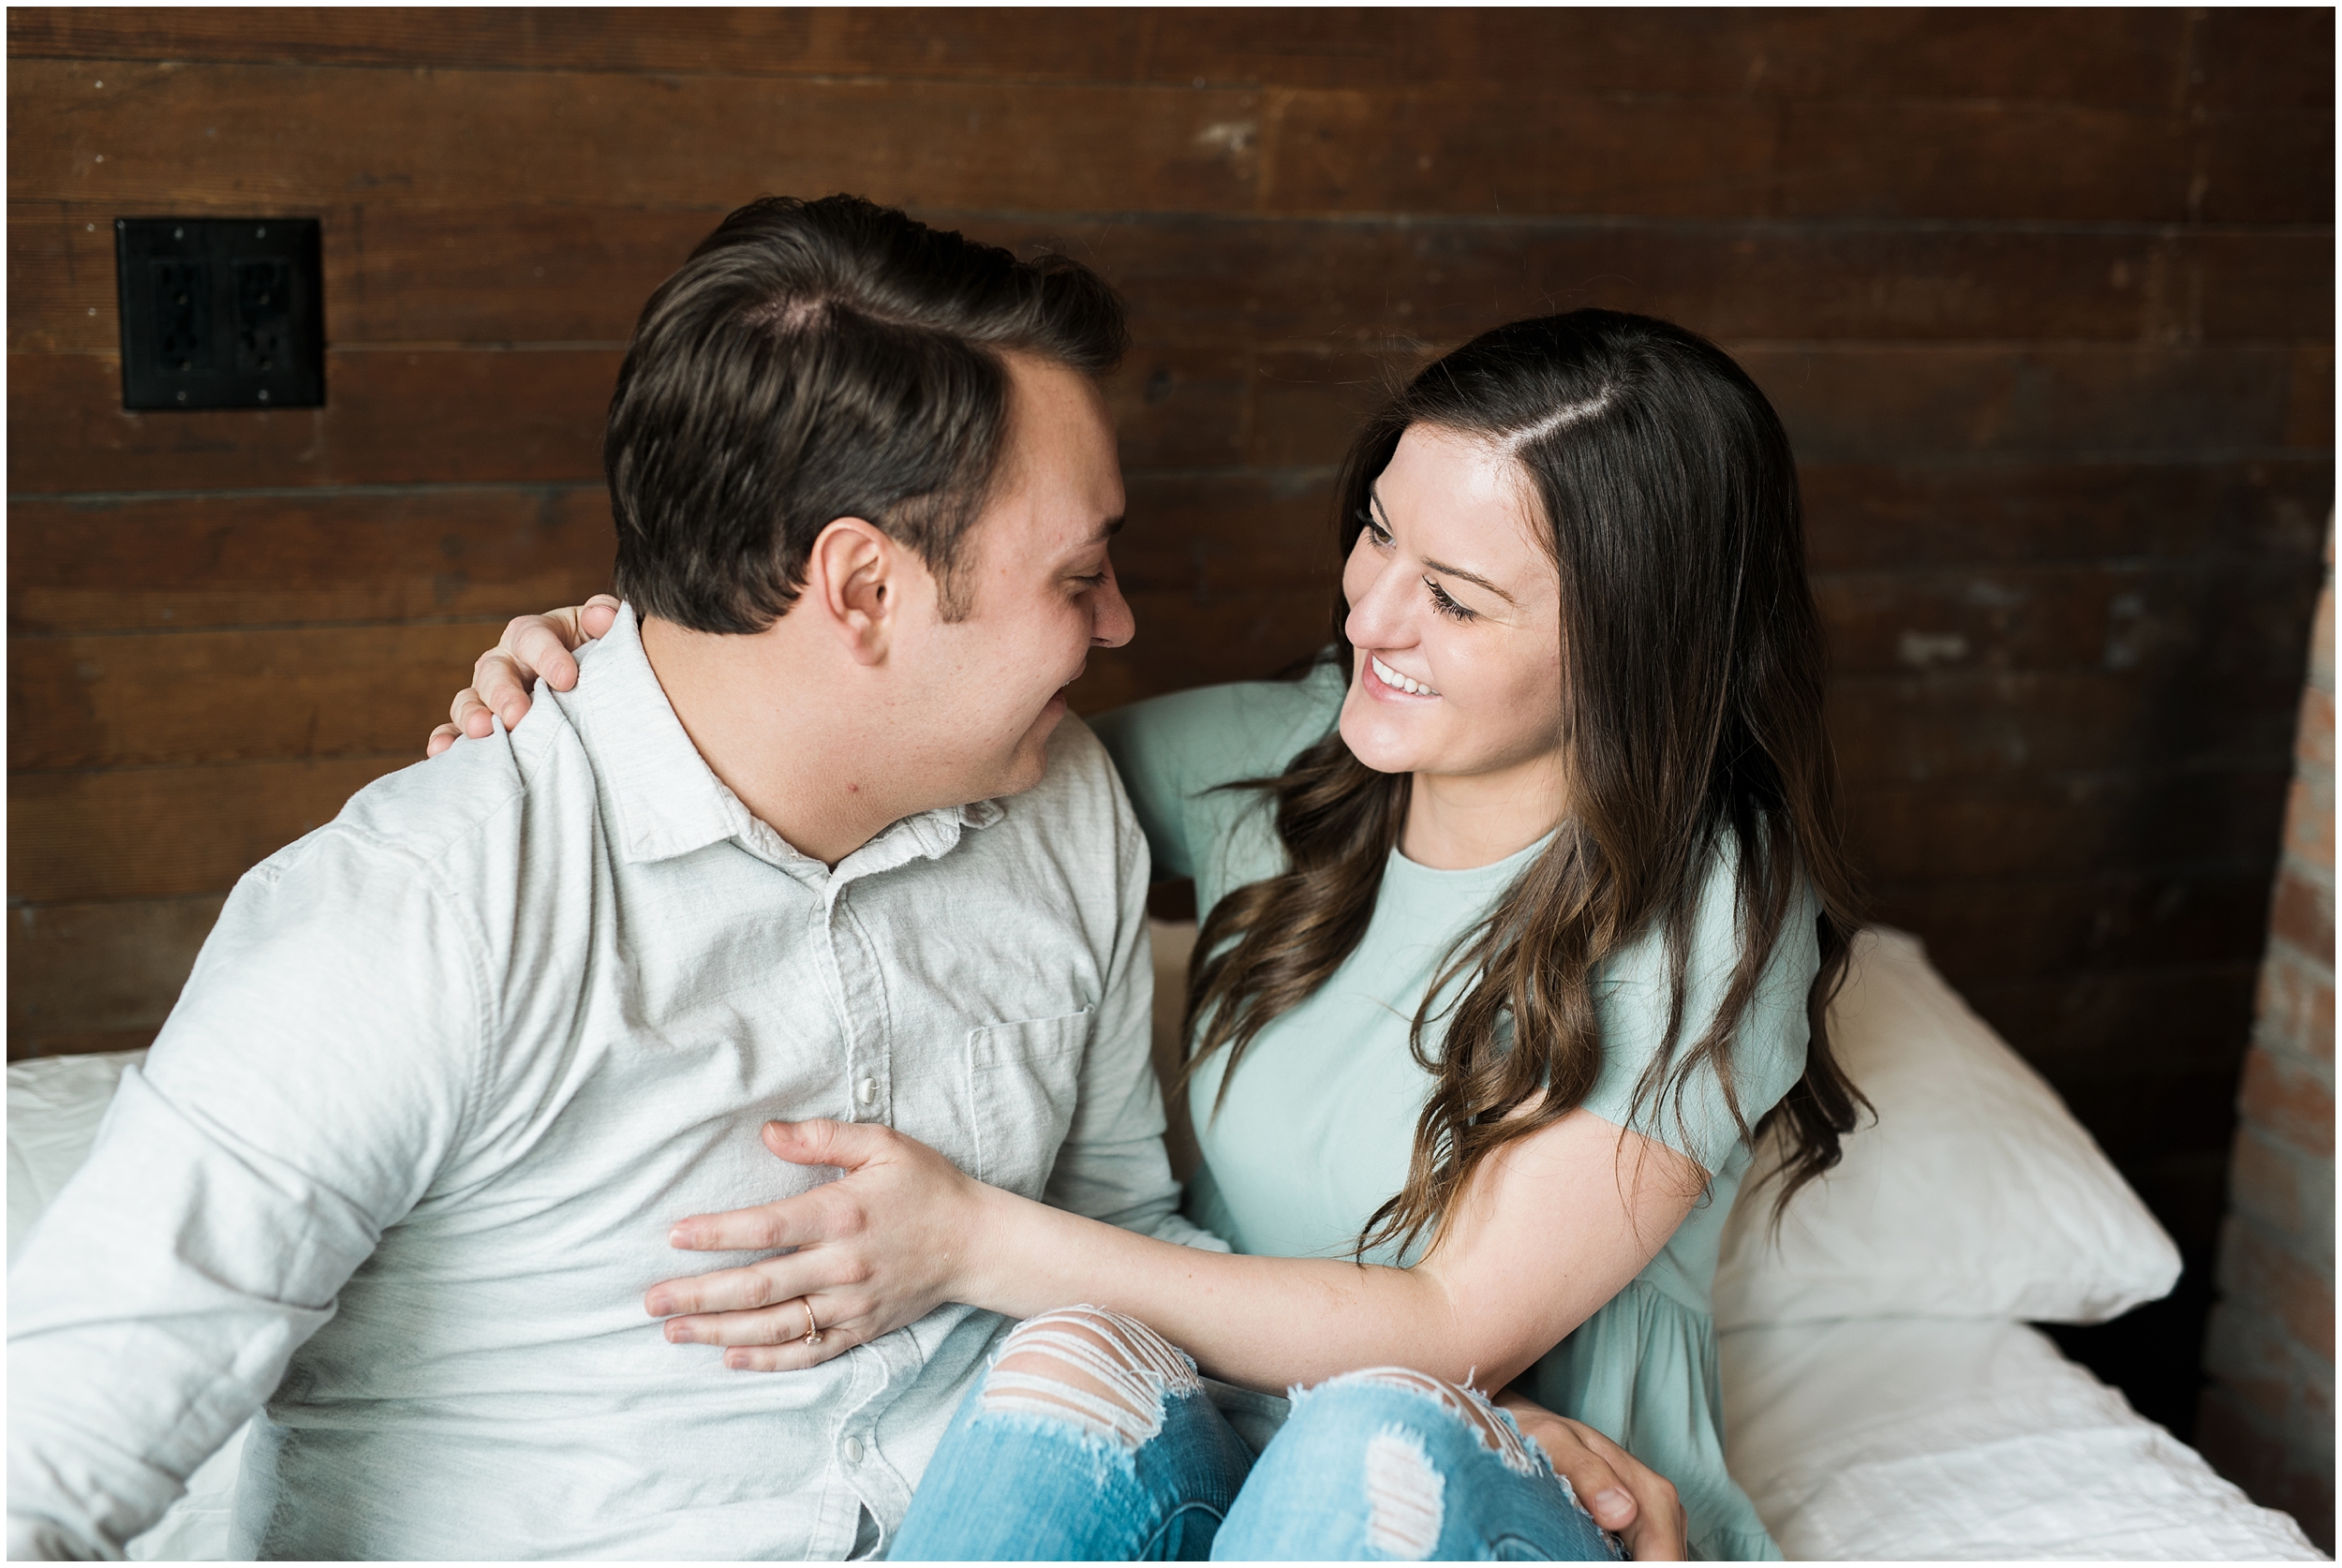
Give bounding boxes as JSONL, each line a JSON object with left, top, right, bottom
{"left": 2199, "top": 521, "right": 2335, "bottom": 1551}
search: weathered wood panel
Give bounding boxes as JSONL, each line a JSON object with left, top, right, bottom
{"left": 21, "top": 7, "right": 2296, "bottom": 116}
{"left": 1814, "top": 559, "right": 2325, "bottom": 682}
{"left": 5, "top": 7, "right": 2329, "bottom": 1447}
{"left": 1847, "top": 771, "right": 2296, "bottom": 882}
{"left": 7, "top": 7, "right": 1158, "bottom": 83}
{"left": 1966, "top": 966, "right": 2263, "bottom": 1085}
{"left": 10, "top": 757, "right": 408, "bottom": 904}
{"left": 8, "top": 486, "right": 614, "bottom": 635}
{"left": 1138, "top": 8, "right": 2203, "bottom": 109}
{"left": 7, "top": 895, "right": 225, "bottom": 1060}
{"left": 20, "top": 341, "right": 2316, "bottom": 497}
{"left": 1829, "top": 673, "right": 2307, "bottom": 784}
{"left": 24, "top": 202, "right": 2331, "bottom": 354}
{"left": 5, "top": 348, "right": 615, "bottom": 492}
{"left": 1875, "top": 871, "right": 2282, "bottom": 982}
{"left": 4, "top": 343, "right": 1284, "bottom": 492}
{"left": 12, "top": 623, "right": 517, "bottom": 769}
{"left": 20, "top": 57, "right": 2318, "bottom": 226}
{"left": 1800, "top": 458, "right": 2334, "bottom": 570}
{"left": 7, "top": 62, "right": 1272, "bottom": 216}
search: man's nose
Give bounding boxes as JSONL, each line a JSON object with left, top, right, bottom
{"left": 1089, "top": 568, "right": 1135, "bottom": 649}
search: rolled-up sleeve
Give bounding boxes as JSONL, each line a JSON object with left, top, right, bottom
{"left": 7, "top": 827, "right": 484, "bottom": 1560}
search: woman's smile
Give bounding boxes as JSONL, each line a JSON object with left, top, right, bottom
{"left": 1366, "top": 653, "right": 1441, "bottom": 699}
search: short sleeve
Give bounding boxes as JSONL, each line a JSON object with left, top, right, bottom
{"left": 1579, "top": 844, "right": 1818, "bottom": 1175}
{"left": 1087, "top": 663, "right": 1346, "bottom": 889}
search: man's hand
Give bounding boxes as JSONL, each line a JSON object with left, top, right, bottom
{"left": 426, "top": 594, "right": 621, "bottom": 757}
{"left": 645, "top": 1118, "right": 986, "bottom": 1371}
{"left": 1495, "top": 1388, "right": 1688, "bottom": 1561}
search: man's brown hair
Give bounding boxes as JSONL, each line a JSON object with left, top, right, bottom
{"left": 606, "top": 195, "right": 1128, "bottom": 630}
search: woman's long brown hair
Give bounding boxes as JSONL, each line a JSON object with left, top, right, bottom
{"left": 1182, "top": 310, "right": 1866, "bottom": 1261}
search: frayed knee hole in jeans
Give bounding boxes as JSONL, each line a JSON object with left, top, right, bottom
{"left": 1312, "top": 1366, "right": 1542, "bottom": 1478}
{"left": 978, "top": 1306, "right": 1200, "bottom": 1452}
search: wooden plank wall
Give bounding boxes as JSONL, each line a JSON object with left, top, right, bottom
{"left": 8, "top": 7, "right": 2332, "bottom": 1438}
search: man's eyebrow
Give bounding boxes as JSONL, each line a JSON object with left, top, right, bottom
{"left": 1055, "top": 515, "right": 1122, "bottom": 563}
{"left": 1371, "top": 487, "right": 1519, "bottom": 607}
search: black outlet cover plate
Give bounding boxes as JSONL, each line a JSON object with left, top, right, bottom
{"left": 115, "top": 217, "right": 324, "bottom": 410}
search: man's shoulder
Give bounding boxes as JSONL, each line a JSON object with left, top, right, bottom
{"left": 260, "top": 703, "right": 596, "bottom": 893}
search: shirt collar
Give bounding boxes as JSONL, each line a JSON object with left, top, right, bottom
{"left": 558, "top": 604, "right": 1006, "bottom": 885}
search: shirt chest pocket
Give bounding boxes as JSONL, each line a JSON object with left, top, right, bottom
{"left": 966, "top": 1009, "right": 1089, "bottom": 1200}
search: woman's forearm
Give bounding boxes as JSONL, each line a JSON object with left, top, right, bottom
{"left": 960, "top": 1182, "right": 1482, "bottom": 1393}
{"left": 649, "top": 1108, "right": 1685, "bottom": 1392}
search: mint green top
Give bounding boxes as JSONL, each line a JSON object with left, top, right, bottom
{"left": 1092, "top": 664, "right": 1816, "bottom": 1562}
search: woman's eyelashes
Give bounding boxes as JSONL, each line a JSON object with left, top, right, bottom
{"left": 1360, "top": 507, "right": 1477, "bottom": 622}
{"left": 1424, "top": 577, "right": 1477, "bottom": 622}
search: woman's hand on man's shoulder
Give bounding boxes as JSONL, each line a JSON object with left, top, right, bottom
{"left": 428, "top": 596, "right": 621, "bottom": 757}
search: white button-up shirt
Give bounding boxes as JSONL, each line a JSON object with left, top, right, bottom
{"left": 8, "top": 605, "right": 1217, "bottom": 1561}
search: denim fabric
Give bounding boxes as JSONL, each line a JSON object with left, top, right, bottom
{"left": 894, "top": 1361, "right": 1622, "bottom": 1562}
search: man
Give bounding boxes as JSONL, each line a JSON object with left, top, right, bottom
{"left": 10, "top": 195, "right": 1207, "bottom": 1560}
{"left": 11, "top": 195, "right": 1681, "bottom": 1561}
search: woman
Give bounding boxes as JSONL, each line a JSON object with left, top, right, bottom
{"left": 437, "top": 310, "right": 1862, "bottom": 1560}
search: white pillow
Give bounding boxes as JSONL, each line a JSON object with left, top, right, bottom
{"left": 8, "top": 1049, "right": 141, "bottom": 1265}
{"left": 1713, "top": 927, "right": 2182, "bottom": 1328}
{"left": 9, "top": 1051, "right": 247, "bottom": 1561}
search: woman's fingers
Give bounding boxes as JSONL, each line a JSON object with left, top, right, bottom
{"left": 647, "top": 1258, "right": 809, "bottom": 1319}
{"left": 721, "top": 1322, "right": 863, "bottom": 1372}
{"left": 1493, "top": 1393, "right": 1685, "bottom": 1561}
{"left": 644, "top": 1120, "right": 970, "bottom": 1375}
{"left": 434, "top": 602, "right": 612, "bottom": 756}
{"left": 473, "top": 647, "right": 541, "bottom": 731}
{"left": 663, "top": 1293, "right": 832, "bottom": 1344}
{"left": 446, "top": 683, "right": 496, "bottom": 735}
{"left": 505, "top": 611, "right": 588, "bottom": 691}
{"left": 1546, "top": 1432, "right": 1635, "bottom": 1531}
{"left": 1549, "top": 1415, "right": 1685, "bottom": 1561}
{"left": 428, "top": 688, "right": 497, "bottom": 756}
{"left": 662, "top": 1291, "right": 871, "bottom": 1371}
{"left": 664, "top": 1190, "right": 835, "bottom": 1255}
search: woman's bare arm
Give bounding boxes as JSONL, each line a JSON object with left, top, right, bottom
{"left": 648, "top": 1102, "right": 1700, "bottom": 1398}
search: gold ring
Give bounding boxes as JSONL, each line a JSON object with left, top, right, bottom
{"left": 801, "top": 1298, "right": 823, "bottom": 1347}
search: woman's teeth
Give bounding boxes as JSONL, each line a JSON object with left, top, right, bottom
{"left": 1371, "top": 655, "right": 1439, "bottom": 697}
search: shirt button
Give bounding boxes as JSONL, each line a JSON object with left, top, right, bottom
{"left": 855, "top": 1077, "right": 876, "bottom": 1107}
{"left": 843, "top": 1436, "right": 866, "bottom": 1464}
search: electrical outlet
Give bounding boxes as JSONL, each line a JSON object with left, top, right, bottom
{"left": 153, "top": 259, "right": 212, "bottom": 372}
{"left": 235, "top": 259, "right": 292, "bottom": 374}
{"left": 116, "top": 218, "right": 323, "bottom": 410}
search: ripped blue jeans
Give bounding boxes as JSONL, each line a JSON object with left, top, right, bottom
{"left": 890, "top": 1308, "right": 1623, "bottom": 1561}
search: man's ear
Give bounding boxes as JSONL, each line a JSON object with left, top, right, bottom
{"left": 804, "top": 518, "right": 899, "bottom": 666}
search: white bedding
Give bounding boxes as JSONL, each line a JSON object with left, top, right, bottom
{"left": 1721, "top": 1316, "right": 2322, "bottom": 1561}
{"left": 14, "top": 1020, "right": 2328, "bottom": 1560}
